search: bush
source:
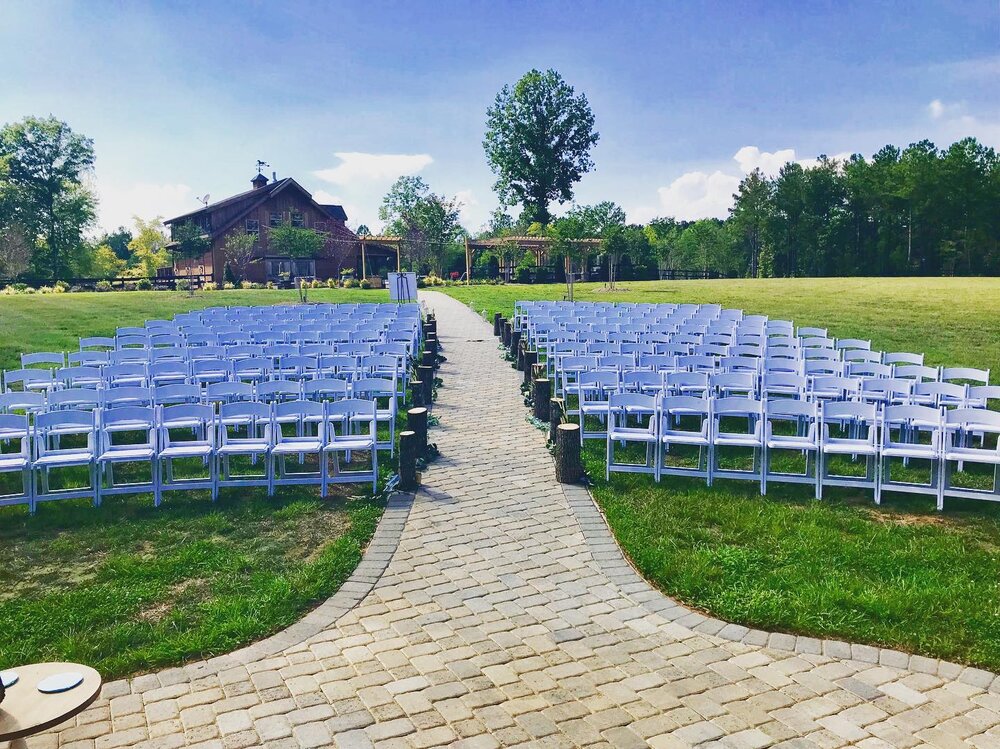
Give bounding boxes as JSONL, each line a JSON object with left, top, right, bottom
{"left": 310, "top": 279, "right": 322, "bottom": 289}
{"left": 95, "top": 280, "right": 112, "bottom": 292}
{"left": 11, "top": 282, "right": 27, "bottom": 292}
{"left": 223, "top": 282, "right": 235, "bottom": 290}
{"left": 37, "top": 285, "right": 54, "bottom": 294}
{"left": 69, "top": 285, "right": 84, "bottom": 293}
{"left": 203, "top": 282, "right": 218, "bottom": 291}
{"left": 343, "top": 278, "right": 356, "bottom": 288}
{"left": 136, "top": 278, "right": 153, "bottom": 291}
{"left": 175, "top": 279, "right": 191, "bottom": 292}
{"left": 54, "top": 280, "right": 71, "bottom": 292}
{"left": 326, "top": 278, "right": 338, "bottom": 288}
{"left": 1, "top": 286, "right": 15, "bottom": 295}
{"left": 515, "top": 267, "right": 532, "bottom": 284}
{"left": 359, "top": 278, "right": 371, "bottom": 289}
{"left": 240, "top": 280, "right": 254, "bottom": 289}
{"left": 265, "top": 281, "right": 276, "bottom": 289}
{"left": 124, "top": 282, "right": 138, "bottom": 292}
{"left": 416, "top": 278, "right": 426, "bottom": 289}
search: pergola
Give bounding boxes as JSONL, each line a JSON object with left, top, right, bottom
{"left": 462, "top": 236, "right": 603, "bottom": 283}
{"left": 357, "top": 235, "right": 403, "bottom": 278}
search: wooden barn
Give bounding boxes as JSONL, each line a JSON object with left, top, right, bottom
{"left": 163, "top": 174, "right": 361, "bottom": 284}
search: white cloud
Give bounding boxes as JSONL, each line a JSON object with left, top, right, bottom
{"left": 733, "top": 146, "right": 797, "bottom": 177}
{"left": 453, "top": 189, "right": 486, "bottom": 230}
{"left": 97, "top": 181, "right": 195, "bottom": 232}
{"left": 656, "top": 170, "right": 741, "bottom": 221}
{"left": 313, "top": 152, "right": 433, "bottom": 186}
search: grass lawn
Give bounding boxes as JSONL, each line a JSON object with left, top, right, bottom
{"left": 446, "top": 278, "right": 1000, "bottom": 672}
{"left": 0, "top": 287, "right": 391, "bottom": 678}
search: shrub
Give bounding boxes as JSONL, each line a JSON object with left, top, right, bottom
{"left": 175, "top": 279, "right": 191, "bottom": 292}
{"left": 265, "top": 281, "right": 276, "bottom": 289}
{"left": 343, "top": 278, "right": 356, "bottom": 288}
{"left": 136, "top": 278, "right": 153, "bottom": 291}
{"left": 95, "top": 280, "right": 112, "bottom": 292}
{"left": 359, "top": 278, "right": 371, "bottom": 289}
{"left": 203, "top": 282, "right": 218, "bottom": 291}
{"left": 69, "top": 285, "right": 84, "bottom": 293}
{"left": 326, "top": 278, "right": 338, "bottom": 288}
{"left": 11, "top": 282, "right": 27, "bottom": 292}
{"left": 310, "top": 279, "right": 323, "bottom": 289}
{"left": 54, "top": 280, "right": 71, "bottom": 292}
{"left": 416, "top": 278, "right": 426, "bottom": 288}
{"left": 240, "top": 280, "right": 254, "bottom": 289}
{"left": 37, "top": 285, "right": 54, "bottom": 294}
{"left": 1, "top": 286, "right": 15, "bottom": 295}
{"left": 223, "top": 282, "right": 235, "bottom": 290}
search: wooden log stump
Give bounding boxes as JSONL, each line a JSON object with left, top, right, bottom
{"left": 425, "top": 336, "right": 438, "bottom": 356}
{"left": 501, "top": 319, "right": 511, "bottom": 347}
{"left": 409, "top": 380, "right": 424, "bottom": 407}
{"left": 554, "top": 423, "right": 583, "bottom": 483}
{"left": 522, "top": 350, "right": 538, "bottom": 385}
{"left": 399, "top": 430, "right": 419, "bottom": 490}
{"left": 510, "top": 330, "right": 522, "bottom": 360}
{"left": 549, "top": 397, "right": 565, "bottom": 443}
{"left": 407, "top": 407, "right": 428, "bottom": 454}
{"left": 417, "top": 365, "right": 434, "bottom": 404}
{"left": 493, "top": 312, "right": 502, "bottom": 336}
{"left": 421, "top": 349, "right": 435, "bottom": 368}
{"left": 532, "top": 379, "right": 551, "bottom": 422}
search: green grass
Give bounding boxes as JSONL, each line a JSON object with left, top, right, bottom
{"left": 0, "top": 287, "right": 388, "bottom": 371}
{"left": 455, "top": 278, "right": 1000, "bottom": 671}
{"left": 0, "top": 488, "right": 383, "bottom": 679}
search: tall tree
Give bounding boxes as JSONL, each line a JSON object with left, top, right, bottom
{"left": 379, "top": 176, "right": 463, "bottom": 275}
{"left": 0, "top": 116, "right": 96, "bottom": 279}
{"left": 484, "top": 69, "right": 599, "bottom": 225}
{"left": 128, "top": 217, "right": 170, "bottom": 277}
{"left": 729, "top": 169, "right": 772, "bottom": 277}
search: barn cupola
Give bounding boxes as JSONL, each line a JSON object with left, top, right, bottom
{"left": 251, "top": 173, "right": 268, "bottom": 190}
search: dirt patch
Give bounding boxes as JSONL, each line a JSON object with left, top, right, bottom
{"left": 863, "top": 507, "right": 949, "bottom": 528}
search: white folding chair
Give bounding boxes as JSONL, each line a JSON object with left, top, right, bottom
{"left": 269, "top": 400, "right": 325, "bottom": 495}
{"left": 324, "top": 399, "right": 378, "bottom": 493}
{"left": 606, "top": 393, "right": 657, "bottom": 479}
{"left": 762, "top": 399, "right": 819, "bottom": 495}
{"left": 351, "top": 377, "right": 398, "bottom": 453}
{"left": 158, "top": 404, "right": 217, "bottom": 500}
{"left": 710, "top": 397, "right": 764, "bottom": 491}
{"left": 939, "top": 409, "right": 1000, "bottom": 510}
{"left": 657, "top": 395, "right": 711, "bottom": 483}
{"left": 216, "top": 401, "right": 272, "bottom": 490}
{"left": 877, "top": 405, "right": 943, "bottom": 506}
{"left": 818, "top": 401, "right": 879, "bottom": 500}
{"left": 32, "top": 409, "right": 99, "bottom": 507}
{"left": 0, "top": 414, "right": 33, "bottom": 511}
{"left": 97, "top": 406, "right": 160, "bottom": 506}
{"left": 577, "top": 370, "right": 619, "bottom": 443}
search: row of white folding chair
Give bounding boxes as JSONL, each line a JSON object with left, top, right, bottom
{"left": 4, "top": 358, "right": 403, "bottom": 394}
{"left": 0, "top": 399, "right": 380, "bottom": 513}
{"left": 67, "top": 342, "right": 410, "bottom": 365}
{"left": 602, "top": 394, "right": 1000, "bottom": 508}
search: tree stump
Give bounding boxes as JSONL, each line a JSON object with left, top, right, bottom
{"left": 510, "top": 330, "right": 522, "bottom": 360}
{"left": 417, "top": 365, "right": 434, "bottom": 404}
{"left": 425, "top": 336, "right": 438, "bottom": 356}
{"left": 407, "top": 407, "right": 428, "bottom": 454}
{"left": 549, "top": 397, "right": 565, "bottom": 443}
{"left": 522, "top": 350, "right": 538, "bottom": 385}
{"left": 554, "top": 423, "right": 583, "bottom": 483}
{"left": 399, "top": 430, "right": 419, "bottom": 490}
{"left": 423, "top": 317, "right": 437, "bottom": 336}
{"left": 501, "top": 319, "right": 511, "bottom": 347}
{"left": 532, "top": 379, "right": 551, "bottom": 422}
{"left": 409, "top": 380, "right": 424, "bottom": 407}
{"left": 493, "top": 312, "right": 502, "bottom": 336}
{"left": 421, "top": 349, "right": 435, "bottom": 368}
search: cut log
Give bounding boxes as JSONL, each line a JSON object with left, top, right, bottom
{"left": 421, "top": 349, "right": 435, "bottom": 368}
{"left": 493, "top": 312, "right": 502, "bottom": 336}
{"left": 554, "top": 423, "right": 583, "bottom": 483}
{"left": 549, "top": 397, "right": 565, "bottom": 443}
{"left": 407, "top": 407, "right": 428, "bottom": 454}
{"left": 399, "top": 430, "right": 419, "bottom": 490}
{"left": 425, "top": 336, "right": 438, "bottom": 356}
{"left": 522, "top": 350, "right": 538, "bottom": 385}
{"left": 501, "top": 319, "right": 511, "bottom": 347}
{"left": 510, "top": 330, "right": 522, "bottom": 360}
{"left": 417, "top": 365, "right": 434, "bottom": 404}
{"left": 532, "top": 379, "right": 551, "bottom": 422}
{"left": 409, "top": 380, "right": 424, "bottom": 407}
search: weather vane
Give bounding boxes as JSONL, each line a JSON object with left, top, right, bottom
{"left": 256, "top": 160, "right": 270, "bottom": 175}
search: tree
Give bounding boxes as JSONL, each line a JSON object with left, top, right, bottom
{"left": 128, "top": 217, "right": 170, "bottom": 277}
{"left": 545, "top": 212, "right": 589, "bottom": 300}
{"left": 268, "top": 225, "right": 325, "bottom": 260}
{"left": 0, "top": 116, "right": 96, "bottom": 279}
{"left": 567, "top": 202, "right": 626, "bottom": 286}
{"left": 729, "top": 169, "right": 772, "bottom": 277}
{"left": 356, "top": 224, "right": 371, "bottom": 237}
{"left": 170, "top": 220, "right": 211, "bottom": 280}
{"left": 222, "top": 231, "right": 258, "bottom": 283}
{"left": 379, "top": 176, "right": 464, "bottom": 275}
{"left": 0, "top": 224, "right": 32, "bottom": 279}
{"left": 89, "top": 244, "right": 127, "bottom": 279}
{"left": 484, "top": 69, "right": 599, "bottom": 225}
{"left": 95, "top": 226, "right": 133, "bottom": 261}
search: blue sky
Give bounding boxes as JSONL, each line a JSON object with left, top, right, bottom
{"left": 2, "top": 0, "right": 998, "bottom": 234}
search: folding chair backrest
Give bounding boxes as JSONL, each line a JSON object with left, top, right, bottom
{"left": 21, "top": 352, "right": 65, "bottom": 368}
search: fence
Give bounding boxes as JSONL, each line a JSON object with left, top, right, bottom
{"left": 0, "top": 273, "right": 214, "bottom": 292}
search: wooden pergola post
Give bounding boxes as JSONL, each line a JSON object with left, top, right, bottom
{"left": 396, "top": 240, "right": 401, "bottom": 273}
{"left": 464, "top": 236, "right": 471, "bottom": 285}
{"left": 361, "top": 238, "right": 367, "bottom": 280}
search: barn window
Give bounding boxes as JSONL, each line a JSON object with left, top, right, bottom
{"left": 269, "top": 211, "right": 283, "bottom": 227}
{"left": 291, "top": 211, "right": 305, "bottom": 228}
{"left": 245, "top": 218, "right": 259, "bottom": 235}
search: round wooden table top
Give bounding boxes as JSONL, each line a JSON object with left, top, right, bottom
{"left": 0, "top": 662, "right": 102, "bottom": 741}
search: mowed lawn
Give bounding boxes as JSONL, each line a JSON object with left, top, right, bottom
{"left": 0, "top": 288, "right": 389, "bottom": 678}
{"left": 442, "top": 278, "right": 1000, "bottom": 672}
